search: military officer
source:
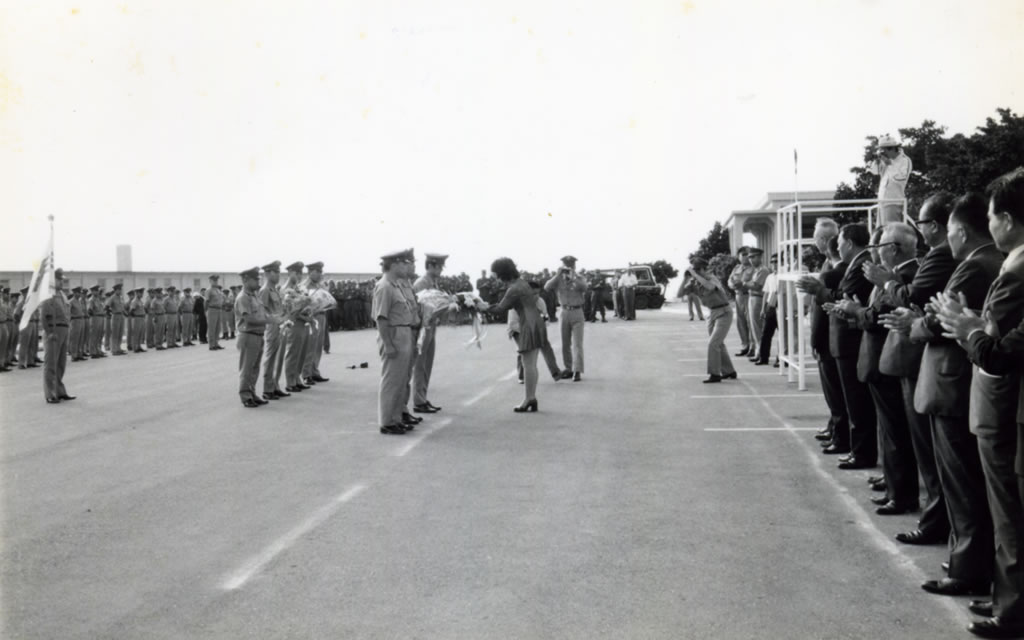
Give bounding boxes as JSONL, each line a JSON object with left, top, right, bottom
{"left": 281, "top": 261, "right": 313, "bottom": 392}
{"left": 259, "top": 261, "right": 289, "bottom": 401}
{"left": 148, "top": 288, "right": 166, "bottom": 350}
{"left": 130, "top": 288, "right": 147, "bottom": 352}
{"left": 746, "top": 248, "right": 769, "bottom": 362}
{"left": 86, "top": 285, "right": 105, "bottom": 358}
{"left": 544, "top": 255, "right": 588, "bottom": 381}
{"left": 301, "top": 261, "right": 330, "bottom": 384}
{"left": 375, "top": 250, "right": 417, "bottom": 434}
{"left": 235, "top": 267, "right": 269, "bottom": 408}
{"left": 396, "top": 252, "right": 424, "bottom": 429}
{"left": 204, "top": 275, "right": 225, "bottom": 350}
{"left": 728, "top": 247, "right": 753, "bottom": 357}
{"left": 41, "top": 269, "right": 74, "bottom": 403}
{"left": 68, "top": 286, "right": 86, "bottom": 361}
{"left": 180, "top": 288, "right": 195, "bottom": 346}
{"left": 17, "top": 287, "right": 41, "bottom": 367}
{"left": 163, "top": 286, "right": 179, "bottom": 347}
{"left": 107, "top": 284, "right": 126, "bottom": 355}
{"left": 412, "top": 252, "right": 448, "bottom": 413}
{"left": 223, "top": 286, "right": 237, "bottom": 340}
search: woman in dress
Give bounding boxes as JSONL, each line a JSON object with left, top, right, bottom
{"left": 489, "top": 257, "right": 543, "bottom": 412}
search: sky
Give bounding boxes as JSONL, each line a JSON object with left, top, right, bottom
{"left": 2, "top": 0, "right": 1022, "bottom": 282}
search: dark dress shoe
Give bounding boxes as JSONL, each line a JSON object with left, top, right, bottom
{"left": 413, "top": 404, "right": 439, "bottom": 413}
{"left": 262, "top": 393, "right": 279, "bottom": 401}
{"left": 969, "top": 601, "right": 994, "bottom": 618}
{"left": 254, "top": 397, "right": 269, "bottom": 405}
{"left": 426, "top": 402, "right": 441, "bottom": 411}
{"left": 814, "top": 432, "right": 833, "bottom": 441}
{"left": 921, "top": 578, "right": 988, "bottom": 596}
{"left": 876, "top": 500, "right": 917, "bottom": 515}
{"left": 285, "top": 385, "right": 303, "bottom": 393}
{"left": 573, "top": 372, "right": 581, "bottom": 382}
{"left": 46, "top": 398, "right": 61, "bottom": 404}
{"left": 274, "top": 390, "right": 291, "bottom": 398}
{"left": 513, "top": 399, "right": 539, "bottom": 413}
{"left": 380, "top": 424, "right": 407, "bottom": 435}
{"left": 402, "top": 412, "right": 422, "bottom": 424}
{"left": 59, "top": 395, "right": 76, "bottom": 401}
{"left": 967, "top": 618, "right": 1024, "bottom": 638}
{"left": 871, "top": 481, "right": 888, "bottom": 492}
{"left": 702, "top": 375, "right": 722, "bottom": 384}
{"left": 560, "top": 370, "right": 573, "bottom": 379}
{"left": 242, "top": 399, "right": 260, "bottom": 408}
{"left": 821, "top": 444, "right": 851, "bottom": 455}
{"left": 838, "top": 458, "right": 875, "bottom": 470}
{"left": 311, "top": 375, "right": 329, "bottom": 382}
{"left": 296, "top": 383, "right": 311, "bottom": 390}
{"left": 754, "top": 360, "right": 769, "bottom": 365}
{"left": 870, "top": 495, "right": 891, "bottom": 506}
{"left": 303, "top": 378, "right": 316, "bottom": 386}
{"left": 400, "top": 420, "right": 416, "bottom": 431}
{"left": 895, "top": 529, "right": 945, "bottom": 545}
{"left": 867, "top": 475, "right": 884, "bottom": 484}
{"left": 722, "top": 371, "right": 738, "bottom": 379}
{"left": 734, "top": 348, "right": 749, "bottom": 357}
{"left": 941, "top": 561, "right": 950, "bottom": 573}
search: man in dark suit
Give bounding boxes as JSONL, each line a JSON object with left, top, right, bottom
{"left": 938, "top": 169, "right": 1024, "bottom": 638}
{"left": 890, "top": 193, "right": 1003, "bottom": 597}
{"left": 838, "top": 223, "right": 921, "bottom": 512}
{"left": 810, "top": 221, "right": 847, "bottom": 447}
{"left": 798, "top": 223, "right": 877, "bottom": 467}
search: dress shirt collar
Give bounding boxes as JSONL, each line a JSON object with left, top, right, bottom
{"left": 1002, "top": 242, "right": 1024, "bottom": 273}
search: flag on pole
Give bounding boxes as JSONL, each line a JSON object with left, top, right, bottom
{"left": 794, "top": 148, "right": 798, "bottom": 174}
{"left": 19, "top": 221, "right": 56, "bottom": 331}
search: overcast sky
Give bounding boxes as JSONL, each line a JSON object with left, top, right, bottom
{"left": 3, "top": 0, "right": 1022, "bottom": 280}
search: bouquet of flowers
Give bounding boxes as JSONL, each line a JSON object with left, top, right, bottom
{"left": 455, "top": 291, "right": 488, "bottom": 349}
{"left": 308, "top": 287, "right": 337, "bottom": 313}
{"left": 416, "top": 289, "right": 459, "bottom": 327}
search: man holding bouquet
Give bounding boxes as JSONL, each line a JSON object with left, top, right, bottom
{"left": 301, "top": 261, "right": 331, "bottom": 385}
{"left": 412, "top": 252, "right": 448, "bottom": 413}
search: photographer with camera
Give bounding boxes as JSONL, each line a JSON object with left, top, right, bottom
{"left": 544, "top": 255, "right": 588, "bottom": 381}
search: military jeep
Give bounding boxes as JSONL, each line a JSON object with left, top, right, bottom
{"left": 596, "top": 265, "right": 666, "bottom": 310}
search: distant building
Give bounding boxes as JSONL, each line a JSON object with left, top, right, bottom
{"left": 0, "top": 270, "right": 378, "bottom": 293}
{"left": 724, "top": 190, "right": 835, "bottom": 255}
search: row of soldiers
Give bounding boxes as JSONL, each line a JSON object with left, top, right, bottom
{"left": 326, "top": 280, "right": 375, "bottom": 331}
{"left": 0, "top": 287, "right": 41, "bottom": 370}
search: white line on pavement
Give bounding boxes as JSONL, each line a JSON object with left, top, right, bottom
{"left": 680, "top": 372, "right": 778, "bottom": 377}
{"left": 220, "top": 483, "right": 367, "bottom": 591}
{"left": 704, "top": 427, "right": 819, "bottom": 432}
{"left": 735, "top": 380, "right": 969, "bottom": 627}
{"left": 463, "top": 387, "right": 494, "bottom": 407}
{"left": 499, "top": 370, "right": 519, "bottom": 381}
{"left": 392, "top": 417, "right": 454, "bottom": 457}
{"left": 677, "top": 358, "right": 708, "bottom": 362}
{"left": 690, "top": 394, "right": 819, "bottom": 399}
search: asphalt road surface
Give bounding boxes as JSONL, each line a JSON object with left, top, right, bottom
{"left": 1, "top": 307, "right": 978, "bottom": 639}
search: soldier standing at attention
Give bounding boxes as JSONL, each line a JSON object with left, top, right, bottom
{"left": 108, "top": 284, "right": 126, "bottom": 355}
{"left": 412, "top": 252, "right": 448, "bottom": 414}
{"left": 281, "top": 262, "right": 312, "bottom": 393}
{"left": 259, "top": 261, "right": 289, "bottom": 401}
{"left": 745, "top": 248, "right": 769, "bottom": 362}
{"left": 544, "top": 255, "right": 588, "bottom": 381}
{"left": 235, "top": 267, "right": 269, "bottom": 408}
{"left": 149, "top": 288, "right": 166, "bottom": 351}
{"left": 16, "top": 288, "right": 33, "bottom": 368}
{"left": 87, "top": 285, "right": 106, "bottom": 358}
{"left": 223, "top": 286, "right": 237, "bottom": 340}
{"left": 163, "top": 286, "right": 180, "bottom": 348}
{"left": 375, "top": 250, "right": 416, "bottom": 435}
{"left": 41, "top": 269, "right": 75, "bottom": 403}
{"left": 131, "top": 288, "right": 147, "bottom": 352}
{"left": 397, "top": 252, "right": 423, "bottom": 429}
{"left": 68, "top": 287, "right": 85, "bottom": 361}
{"left": 179, "top": 288, "right": 195, "bottom": 346}
{"left": 302, "top": 261, "right": 330, "bottom": 385}
{"left": 728, "top": 247, "right": 753, "bottom": 357}
{"left": 205, "top": 275, "right": 225, "bottom": 350}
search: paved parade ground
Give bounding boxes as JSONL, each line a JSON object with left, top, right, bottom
{"left": 1, "top": 306, "right": 977, "bottom": 639}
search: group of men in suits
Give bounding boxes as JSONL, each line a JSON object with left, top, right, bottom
{"left": 796, "top": 167, "right": 1024, "bottom": 638}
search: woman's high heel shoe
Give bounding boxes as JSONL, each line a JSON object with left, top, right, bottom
{"left": 513, "top": 399, "right": 538, "bottom": 413}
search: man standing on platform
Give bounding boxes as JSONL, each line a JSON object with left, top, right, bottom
{"left": 205, "top": 276, "right": 224, "bottom": 351}
{"left": 728, "top": 248, "right": 753, "bottom": 357}
{"left": 235, "top": 267, "right": 269, "bottom": 408}
{"left": 545, "top": 255, "right": 588, "bottom": 381}
{"left": 41, "top": 269, "right": 75, "bottom": 403}
{"left": 412, "top": 252, "right": 448, "bottom": 414}
{"left": 259, "top": 261, "right": 288, "bottom": 401}
{"left": 867, "top": 134, "right": 912, "bottom": 224}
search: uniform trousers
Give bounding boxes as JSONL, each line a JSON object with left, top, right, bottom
{"left": 111, "top": 314, "right": 125, "bottom": 353}
{"left": 901, "top": 376, "right": 948, "bottom": 537}
{"left": 834, "top": 356, "right": 877, "bottom": 461}
{"left": 237, "top": 332, "right": 263, "bottom": 402}
{"left": 206, "top": 309, "right": 221, "bottom": 348}
{"left": 43, "top": 326, "right": 69, "bottom": 401}
{"left": 559, "top": 307, "right": 585, "bottom": 373}
{"left": 401, "top": 328, "right": 419, "bottom": 411}
{"left": 977, "top": 430, "right": 1024, "bottom": 622}
{"left": 932, "top": 413, "right": 992, "bottom": 585}
{"left": 747, "top": 294, "right": 765, "bottom": 358}
{"left": 6, "top": 322, "right": 16, "bottom": 363}
{"left": 734, "top": 293, "right": 750, "bottom": 350}
{"left": 378, "top": 326, "right": 413, "bottom": 427}
{"left": 90, "top": 316, "right": 104, "bottom": 355}
{"left": 224, "top": 310, "right": 235, "bottom": 338}
{"left": 623, "top": 287, "right": 636, "bottom": 320}
{"left": 284, "top": 322, "right": 309, "bottom": 388}
{"left": 869, "top": 375, "right": 918, "bottom": 506}
{"left": 262, "top": 322, "right": 284, "bottom": 394}
{"left": 70, "top": 318, "right": 85, "bottom": 357}
{"left": 152, "top": 315, "right": 165, "bottom": 347}
{"left": 0, "top": 325, "right": 7, "bottom": 365}
{"left": 688, "top": 296, "right": 705, "bottom": 321}
{"left": 180, "top": 313, "right": 193, "bottom": 345}
{"left": 413, "top": 326, "right": 436, "bottom": 406}
{"left": 132, "top": 315, "right": 146, "bottom": 351}
{"left": 705, "top": 305, "right": 735, "bottom": 377}
{"left": 303, "top": 312, "right": 327, "bottom": 378}
{"left": 18, "top": 322, "right": 37, "bottom": 367}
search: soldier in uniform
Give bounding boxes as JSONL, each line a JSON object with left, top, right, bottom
{"left": 397, "top": 253, "right": 424, "bottom": 428}
{"left": 41, "top": 269, "right": 75, "bottom": 403}
{"left": 235, "top": 267, "right": 269, "bottom": 408}
{"left": 0, "top": 288, "right": 11, "bottom": 372}
{"left": 8, "top": 290, "right": 23, "bottom": 368}
{"left": 728, "top": 247, "right": 753, "bottom": 357}
{"left": 544, "top": 255, "right": 588, "bottom": 381}
{"left": 130, "top": 288, "right": 147, "bottom": 352}
{"left": 375, "top": 250, "right": 417, "bottom": 435}
{"left": 412, "top": 252, "right": 448, "bottom": 413}
{"left": 17, "top": 287, "right": 41, "bottom": 368}
{"left": 107, "top": 284, "right": 127, "bottom": 355}
{"left": 180, "top": 288, "right": 195, "bottom": 346}
{"left": 87, "top": 285, "right": 106, "bottom": 358}
{"left": 745, "top": 248, "right": 769, "bottom": 362}
{"left": 281, "top": 261, "right": 313, "bottom": 392}
{"left": 163, "top": 286, "right": 180, "bottom": 348}
{"left": 301, "top": 261, "right": 330, "bottom": 385}
{"left": 204, "top": 275, "right": 225, "bottom": 350}
{"left": 259, "top": 261, "right": 289, "bottom": 401}
{"left": 101, "top": 289, "right": 113, "bottom": 353}
{"left": 149, "top": 288, "right": 166, "bottom": 350}
{"left": 223, "top": 286, "right": 237, "bottom": 340}
{"left": 66, "top": 287, "right": 84, "bottom": 361}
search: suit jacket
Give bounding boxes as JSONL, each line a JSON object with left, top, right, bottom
{"left": 889, "top": 245, "right": 957, "bottom": 309}
{"left": 878, "top": 260, "right": 924, "bottom": 377}
{"left": 856, "top": 259, "right": 917, "bottom": 382}
{"left": 912, "top": 244, "right": 1004, "bottom": 416}
{"left": 810, "top": 261, "right": 846, "bottom": 358}
{"left": 827, "top": 249, "right": 875, "bottom": 359}
{"left": 963, "top": 246, "right": 1024, "bottom": 431}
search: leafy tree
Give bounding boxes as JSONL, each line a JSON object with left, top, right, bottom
{"left": 632, "top": 260, "right": 678, "bottom": 286}
{"left": 689, "top": 221, "right": 731, "bottom": 263}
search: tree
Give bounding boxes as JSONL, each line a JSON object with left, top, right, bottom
{"left": 644, "top": 260, "right": 678, "bottom": 286}
{"left": 689, "top": 221, "right": 731, "bottom": 263}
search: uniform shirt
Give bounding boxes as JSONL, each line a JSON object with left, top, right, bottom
{"left": 0, "top": 300, "right": 9, "bottom": 322}
{"left": 148, "top": 296, "right": 165, "bottom": 315}
{"left": 398, "top": 279, "right": 422, "bottom": 326}
{"left": 130, "top": 297, "right": 146, "bottom": 317}
{"left": 223, "top": 290, "right": 236, "bottom": 312}
{"left": 69, "top": 296, "right": 85, "bottom": 319}
{"left": 180, "top": 294, "right": 193, "bottom": 313}
{"left": 867, "top": 150, "right": 912, "bottom": 202}
{"left": 205, "top": 285, "right": 225, "bottom": 310}
{"left": 618, "top": 272, "right": 638, "bottom": 288}
{"left": 728, "top": 263, "right": 753, "bottom": 296}
{"left": 372, "top": 277, "right": 414, "bottom": 326}
{"left": 258, "top": 283, "right": 283, "bottom": 320}
{"left": 13, "top": 299, "right": 25, "bottom": 324}
{"left": 748, "top": 265, "right": 769, "bottom": 296}
{"left": 41, "top": 290, "right": 71, "bottom": 328}
{"left": 88, "top": 296, "right": 105, "bottom": 317}
{"left": 693, "top": 275, "right": 730, "bottom": 308}
{"left": 543, "top": 272, "right": 587, "bottom": 307}
{"left": 163, "top": 295, "right": 179, "bottom": 315}
{"left": 234, "top": 289, "right": 268, "bottom": 334}
{"left": 106, "top": 293, "right": 126, "bottom": 315}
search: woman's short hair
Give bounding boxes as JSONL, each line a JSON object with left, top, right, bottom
{"left": 490, "top": 257, "right": 519, "bottom": 281}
